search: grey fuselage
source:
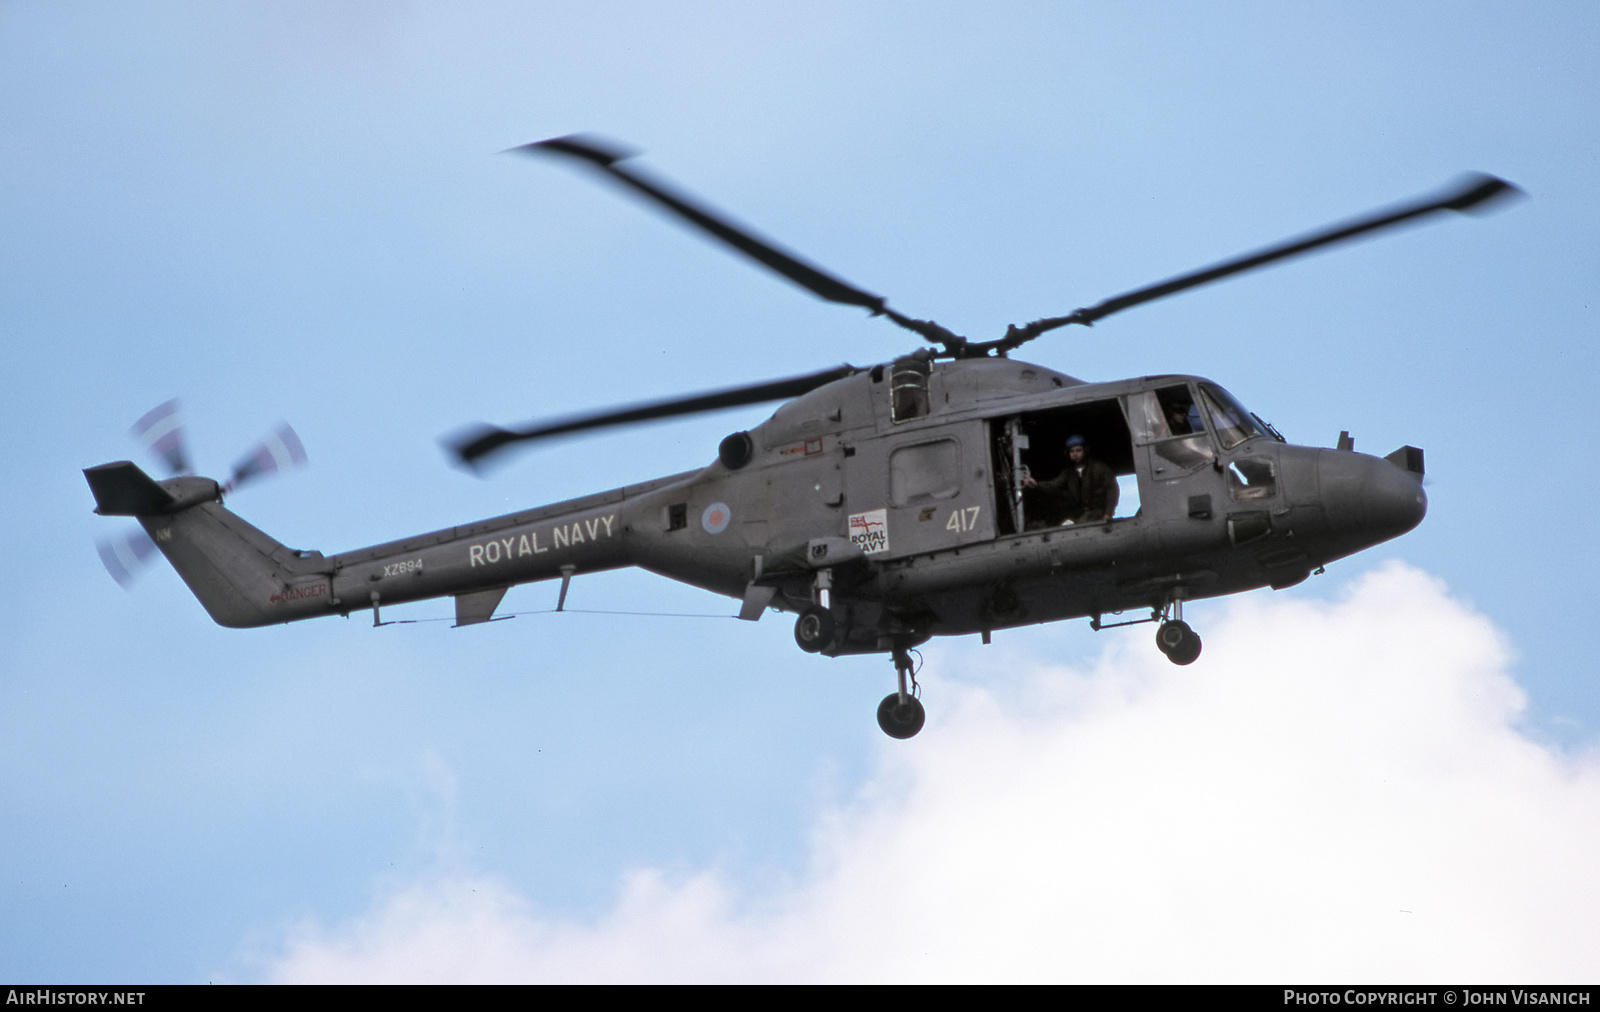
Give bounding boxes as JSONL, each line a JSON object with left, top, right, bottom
{"left": 114, "top": 358, "right": 1426, "bottom": 654}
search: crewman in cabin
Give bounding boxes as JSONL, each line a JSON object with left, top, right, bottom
{"left": 1022, "top": 434, "right": 1119, "bottom": 526}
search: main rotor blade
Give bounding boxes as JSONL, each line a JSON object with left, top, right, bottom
{"left": 1000, "top": 173, "right": 1522, "bottom": 350}
{"left": 515, "top": 135, "right": 890, "bottom": 314}
{"left": 451, "top": 364, "right": 858, "bottom": 467}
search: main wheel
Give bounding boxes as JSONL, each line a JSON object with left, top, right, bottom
{"left": 794, "top": 605, "right": 836, "bottom": 653}
{"left": 876, "top": 693, "right": 926, "bottom": 739}
{"left": 1156, "top": 620, "right": 1202, "bottom": 665}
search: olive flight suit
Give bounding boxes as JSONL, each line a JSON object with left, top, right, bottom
{"left": 1030, "top": 455, "right": 1119, "bottom": 525}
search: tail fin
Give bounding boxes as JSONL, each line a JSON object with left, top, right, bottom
{"left": 84, "top": 462, "right": 332, "bottom": 628}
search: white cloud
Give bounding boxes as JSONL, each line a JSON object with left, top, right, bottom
{"left": 257, "top": 564, "right": 1600, "bottom": 983}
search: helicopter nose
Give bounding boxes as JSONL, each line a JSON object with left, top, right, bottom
{"left": 1317, "top": 450, "right": 1427, "bottom": 545}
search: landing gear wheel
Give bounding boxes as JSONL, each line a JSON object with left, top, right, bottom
{"left": 877, "top": 693, "right": 926, "bottom": 739}
{"left": 794, "top": 605, "right": 836, "bottom": 653}
{"left": 1156, "top": 620, "right": 1202, "bottom": 665}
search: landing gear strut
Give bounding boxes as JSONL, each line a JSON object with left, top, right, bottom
{"left": 877, "top": 641, "right": 925, "bottom": 739}
{"left": 1155, "top": 594, "right": 1202, "bottom": 665}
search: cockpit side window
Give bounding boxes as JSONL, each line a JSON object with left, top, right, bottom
{"left": 1227, "top": 457, "right": 1278, "bottom": 500}
{"left": 1125, "top": 389, "right": 1167, "bottom": 443}
{"left": 1199, "top": 383, "right": 1265, "bottom": 450}
{"left": 1155, "top": 385, "right": 1203, "bottom": 437}
{"left": 1125, "top": 386, "right": 1214, "bottom": 473}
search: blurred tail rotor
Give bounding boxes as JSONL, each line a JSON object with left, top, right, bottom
{"left": 225, "top": 423, "right": 307, "bottom": 493}
{"left": 130, "top": 398, "right": 192, "bottom": 476}
{"left": 95, "top": 527, "right": 158, "bottom": 589}
{"left": 95, "top": 402, "right": 308, "bottom": 588}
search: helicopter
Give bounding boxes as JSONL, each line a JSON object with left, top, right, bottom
{"left": 83, "top": 136, "right": 1519, "bottom": 739}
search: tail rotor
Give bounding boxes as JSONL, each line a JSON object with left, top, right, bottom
{"left": 225, "top": 422, "right": 307, "bottom": 493}
{"left": 95, "top": 400, "right": 307, "bottom": 588}
{"left": 130, "top": 398, "right": 192, "bottom": 476}
{"left": 96, "top": 527, "right": 158, "bottom": 589}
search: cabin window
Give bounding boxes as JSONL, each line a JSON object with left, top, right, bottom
{"left": 889, "top": 357, "right": 932, "bottom": 423}
{"left": 890, "top": 438, "right": 961, "bottom": 505}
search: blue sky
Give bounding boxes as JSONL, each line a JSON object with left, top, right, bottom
{"left": 3, "top": 2, "right": 1597, "bottom": 982}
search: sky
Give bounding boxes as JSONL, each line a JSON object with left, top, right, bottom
{"left": 2, "top": 1, "right": 1597, "bottom": 983}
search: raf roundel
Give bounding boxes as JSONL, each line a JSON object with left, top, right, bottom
{"left": 701, "top": 502, "right": 732, "bottom": 534}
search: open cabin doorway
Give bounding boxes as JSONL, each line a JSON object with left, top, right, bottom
{"left": 988, "top": 398, "right": 1140, "bottom": 536}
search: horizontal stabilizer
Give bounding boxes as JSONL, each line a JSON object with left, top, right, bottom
{"left": 84, "top": 461, "right": 176, "bottom": 516}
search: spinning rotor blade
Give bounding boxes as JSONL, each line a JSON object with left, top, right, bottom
{"left": 998, "top": 173, "right": 1522, "bottom": 351}
{"left": 96, "top": 526, "right": 157, "bottom": 589}
{"left": 226, "top": 423, "right": 307, "bottom": 493}
{"left": 516, "top": 137, "right": 962, "bottom": 348}
{"left": 95, "top": 399, "right": 186, "bottom": 589}
{"left": 94, "top": 407, "right": 309, "bottom": 588}
{"left": 130, "top": 398, "right": 191, "bottom": 476}
{"left": 520, "top": 136, "right": 885, "bottom": 311}
{"left": 451, "top": 364, "right": 857, "bottom": 467}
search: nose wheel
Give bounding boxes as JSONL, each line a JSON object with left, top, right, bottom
{"left": 1151, "top": 591, "right": 1203, "bottom": 665}
{"left": 877, "top": 640, "right": 925, "bottom": 738}
{"left": 1093, "top": 591, "right": 1204, "bottom": 665}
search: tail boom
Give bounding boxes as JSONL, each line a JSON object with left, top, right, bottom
{"left": 85, "top": 462, "right": 689, "bottom": 629}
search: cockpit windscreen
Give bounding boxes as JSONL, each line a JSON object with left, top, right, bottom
{"left": 1199, "top": 383, "right": 1266, "bottom": 449}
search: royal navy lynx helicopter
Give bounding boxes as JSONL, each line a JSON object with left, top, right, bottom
{"left": 84, "top": 136, "right": 1518, "bottom": 738}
